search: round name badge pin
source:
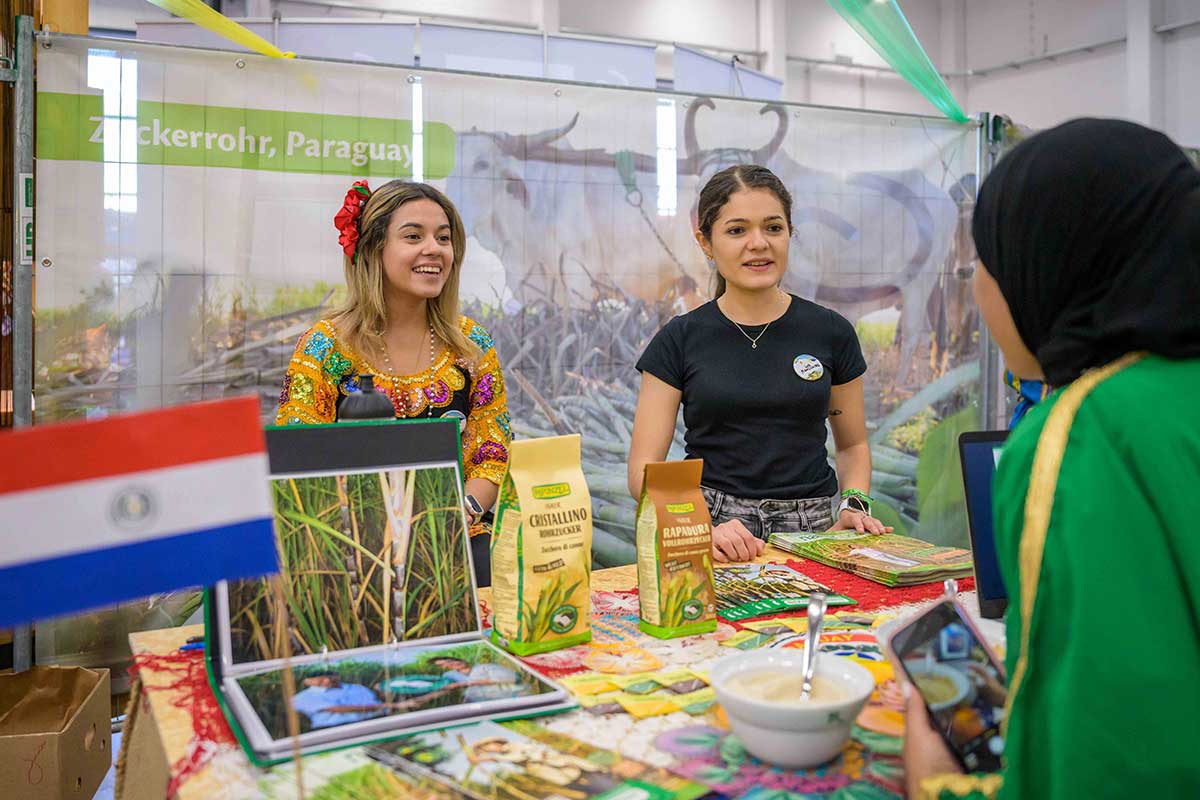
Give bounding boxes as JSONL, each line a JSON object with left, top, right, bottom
{"left": 441, "top": 409, "right": 467, "bottom": 432}
{"left": 793, "top": 355, "right": 824, "bottom": 381}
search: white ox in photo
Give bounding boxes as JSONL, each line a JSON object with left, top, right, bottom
{"left": 446, "top": 99, "right": 968, "bottom": 381}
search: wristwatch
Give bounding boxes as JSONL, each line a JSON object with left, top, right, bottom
{"left": 464, "top": 493, "right": 485, "bottom": 523}
{"left": 837, "top": 493, "right": 871, "bottom": 517}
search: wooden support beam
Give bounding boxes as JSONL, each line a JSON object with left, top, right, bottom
{"left": 40, "top": 0, "right": 89, "bottom": 36}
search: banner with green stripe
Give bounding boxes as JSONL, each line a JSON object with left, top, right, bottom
{"left": 37, "top": 91, "right": 456, "bottom": 179}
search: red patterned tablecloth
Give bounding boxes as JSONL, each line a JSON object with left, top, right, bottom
{"left": 776, "top": 558, "right": 972, "bottom": 613}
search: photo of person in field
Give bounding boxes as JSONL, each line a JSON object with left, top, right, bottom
{"left": 376, "top": 656, "right": 520, "bottom": 704}
{"left": 239, "top": 642, "right": 552, "bottom": 740}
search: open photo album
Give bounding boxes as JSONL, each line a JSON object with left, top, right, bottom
{"left": 205, "top": 420, "right": 573, "bottom": 765}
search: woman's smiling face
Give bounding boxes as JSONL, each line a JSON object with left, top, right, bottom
{"left": 380, "top": 198, "right": 455, "bottom": 302}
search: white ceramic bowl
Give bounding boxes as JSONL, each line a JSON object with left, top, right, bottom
{"left": 709, "top": 649, "right": 875, "bottom": 769}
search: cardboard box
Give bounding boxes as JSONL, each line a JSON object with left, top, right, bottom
{"left": 0, "top": 666, "right": 112, "bottom": 800}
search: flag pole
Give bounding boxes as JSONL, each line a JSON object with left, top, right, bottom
{"left": 11, "top": 14, "right": 35, "bottom": 673}
{"left": 274, "top": 575, "right": 306, "bottom": 798}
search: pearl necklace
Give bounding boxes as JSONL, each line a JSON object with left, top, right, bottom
{"left": 377, "top": 325, "right": 435, "bottom": 374}
{"left": 376, "top": 325, "right": 436, "bottom": 417}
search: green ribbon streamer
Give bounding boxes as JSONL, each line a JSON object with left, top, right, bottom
{"left": 826, "top": 0, "right": 969, "bottom": 123}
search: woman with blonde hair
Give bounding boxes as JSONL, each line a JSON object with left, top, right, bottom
{"left": 278, "top": 179, "right": 511, "bottom": 584}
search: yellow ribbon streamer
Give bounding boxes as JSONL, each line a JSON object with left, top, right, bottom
{"left": 143, "top": 0, "right": 295, "bottom": 59}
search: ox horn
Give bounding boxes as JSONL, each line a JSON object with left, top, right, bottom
{"left": 683, "top": 97, "right": 715, "bottom": 159}
{"left": 524, "top": 113, "right": 580, "bottom": 150}
{"left": 754, "top": 104, "right": 788, "bottom": 164}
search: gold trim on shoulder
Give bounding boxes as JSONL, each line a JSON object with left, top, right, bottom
{"left": 1003, "top": 352, "right": 1147, "bottom": 734}
{"left": 918, "top": 772, "right": 1004, "bottom": 800}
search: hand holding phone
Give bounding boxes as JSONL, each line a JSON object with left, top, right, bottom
{"left": 903, "top": 685, "right": 966, "bottom": 796}
{"left": 889, "top": 599, "right": 1007, "bottom": 773}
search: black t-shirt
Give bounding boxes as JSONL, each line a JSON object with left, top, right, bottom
{"left": 636, "top": 295, "right": 866, "bottom": 500}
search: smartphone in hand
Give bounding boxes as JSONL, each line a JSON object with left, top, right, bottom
{"left": 888, "top": 599, "right": 1007, "bottom": 772}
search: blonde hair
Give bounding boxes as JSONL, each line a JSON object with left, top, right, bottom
{"left": 331, "top": 180, "right": 478, "bottom": 362}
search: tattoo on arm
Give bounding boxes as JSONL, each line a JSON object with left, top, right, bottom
{"left": 829, "top": 409, "right": 843, "bottom": 417}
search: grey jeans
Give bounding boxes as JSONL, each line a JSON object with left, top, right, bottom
{"left": 701, "top": 485, "right": 835, "bottom": 541}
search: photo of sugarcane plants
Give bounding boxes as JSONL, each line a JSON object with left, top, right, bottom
{"left": 227, "top": 464, "right": 476, "bottom": 664}
{"left": 236, "top": 641, "right": 557, "bottom": 741}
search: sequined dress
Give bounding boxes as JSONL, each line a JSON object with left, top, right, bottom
{"left": 276, "top": 315, "right": 512, "bottom": 491}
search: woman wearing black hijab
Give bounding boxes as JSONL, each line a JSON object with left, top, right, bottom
{"left": 902, "top": 118, "right": 1200, "bottom": 799}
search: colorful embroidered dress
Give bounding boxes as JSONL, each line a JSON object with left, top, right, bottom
{"left": 276, "top": 315, "right": 512, "bottom": 488}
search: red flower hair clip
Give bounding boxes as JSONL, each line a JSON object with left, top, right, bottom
{"left": 334, "top": 180, "right": 372, "bottom": 259}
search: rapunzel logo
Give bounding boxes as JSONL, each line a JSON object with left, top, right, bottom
{"left": 666, "top": 502, "right": 695, "bottom": 514}
{"left": 532, "top": 482, "right": 571, "bottom": 500}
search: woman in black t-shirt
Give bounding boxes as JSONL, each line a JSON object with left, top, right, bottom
{"left": 628, "top": 165, "right": 892, "bottom": 563}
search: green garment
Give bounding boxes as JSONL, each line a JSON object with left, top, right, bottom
{"left": 377, "top": 674, "right": 456, "bottom": 695}
{"left": 989, "top": 355, "right": 1200, "bottom": 798}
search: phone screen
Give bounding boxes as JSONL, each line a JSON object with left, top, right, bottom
{"left": 892, "top": 600, "right": 1006, "bottom": 772}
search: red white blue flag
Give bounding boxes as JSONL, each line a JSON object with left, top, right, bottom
{"left": 0, "top": 397, "right": 278, "bottom": 628}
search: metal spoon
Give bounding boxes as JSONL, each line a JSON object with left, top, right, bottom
{"left": 799, "top": 592, "right": 828, "bottom": 702}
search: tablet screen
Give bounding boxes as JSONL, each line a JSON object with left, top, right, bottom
{"left": 959, "top": 432, "right": 1008, "bottom": 616}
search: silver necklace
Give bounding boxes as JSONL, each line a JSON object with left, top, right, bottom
{"left": 731, "top": 319, "right": 771, "bottom": 349}
{"left": 725, "top": 291, "right": 787, "bottom": 349}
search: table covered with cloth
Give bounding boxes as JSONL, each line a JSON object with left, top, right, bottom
{"left": 114, "top": 549, "right": 984, "bottom": 800}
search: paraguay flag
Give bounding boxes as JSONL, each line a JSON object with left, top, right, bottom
{"left": 0, "top": 397, "right": 278, "bottom": 628}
